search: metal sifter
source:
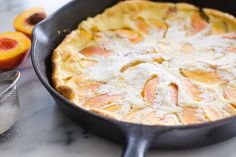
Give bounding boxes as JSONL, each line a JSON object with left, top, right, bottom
{"left": 0, "top": 70, "right": 20, "bottom": 134}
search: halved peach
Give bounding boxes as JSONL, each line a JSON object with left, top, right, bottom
{"left": 142, "top": 76, "right": 158, "bottom": 105}
{"left": 168, "top": 83, "right": 178, "bottom": 106}
{"left": 84, "top": 94, "right": 123, "bottom": 108}
{"left": 14, "top": 7, "right": 47, "bottom": 37}
{"left": 80, "top": 46, "right": 110, "bottom": 57}
{"left": 0, "top": 32, "right": 31, "bottom": 70}
{"left": 182, "top": 107, "right": 200, "bottom": 124}
{"left": 191, "top": 12, "right": 208, "bottom": 34}
{"left": 114, "top": 29, "right": 143, "bottom": 43}
{"left": 180, "top": 69, "right": 221, "bottom": 84}
{"left": 183, "top": 80, "right": 202, "bottom": 101}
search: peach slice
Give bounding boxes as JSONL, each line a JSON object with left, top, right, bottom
{"left": 224, "top": 87, "right": 236, "bottom": 105}
{"left": 142, "top": 76, "right": 158, "bottom": 105}
{"left": 120, "top": 60, "right": 145, "bottom": 72}
{"left": 84, "top": 94, "right": 123, "bottom": 108}
{"left": 203, "top": 106, "right": 222, "bottom": 121}
{"left": 224, "top": 47, "right": 236, "bottom": 53}
{"left": 183, "top": 80, "right": 202, "bottom": 101}
{"left": 180, "top": 69, "right": 221, "bottom": 84}
{"left": 114, "top": 29, "right": 143, "bottom": 43}
{"left": 182, "top": 107, "right": 200, "bottom": 124}
{"left": 225, "top": 104, "right": 236, "bottom": 116}
{"left": 80, "top": 46, "right": 110, "bottom": 57}
{"left": 223, "top": 33, "right": 236, "bottom": 40}
{"left": 0, "top": 32, "right": 31, "bottom": 70}
{"left": 102, "top": 104, "right": 121, "bottom": 112}
{"left": 14, "top": 7, "right": 47, "bottom": 37}
{"left": 191, "top": 12, "right": 208, "bottom": 34}
{"left": 168, "top": 83, "right": 178, "bottom": 106}
{"left": 148, "top": 18, "right": 168, "bottom": 30}
{"left": 135, "top": 17, "right": 149, "bottom": 33}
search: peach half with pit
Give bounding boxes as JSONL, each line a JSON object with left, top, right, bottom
{"left": 13, "top": 7, "right": 47, "bottom": 37}
{"left": 0, "top": 32, "right": 31, "bottom": 70}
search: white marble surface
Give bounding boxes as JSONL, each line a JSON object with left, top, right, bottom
{"left": 1, "top": 0, "right": 236, "bottom": 157}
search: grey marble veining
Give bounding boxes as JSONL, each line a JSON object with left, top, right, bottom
{"left": 1, "top": 0, "right": 236, "bottom": 157}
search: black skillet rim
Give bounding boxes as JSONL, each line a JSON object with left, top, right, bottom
{"left": 31, "top": 0, "right": 236, "bottom": 131}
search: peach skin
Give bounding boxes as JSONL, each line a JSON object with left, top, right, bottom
{"left": 191, "top": 12, "right": 208, "bottom": 34}
{"left": 168, "top": 83, "right": 179, "bottom": 106}
{"left": 84, "top": 94, "right": 123, "bottom": 108}
{"left": 142, "top": 76, "right": 158, "bottom": 105}
{"left": 114, "top": 29, "right": 143, "bottom": 43}
{"left": 80, "top": 46, "right": 110, "bottom": 57}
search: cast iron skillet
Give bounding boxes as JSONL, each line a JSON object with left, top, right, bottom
{"left": 31, "top": 0, "right": 236, "bottom": 157}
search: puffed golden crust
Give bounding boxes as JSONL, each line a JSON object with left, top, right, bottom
{"left": 52, "top": 0, "right": 236, "bottom": 124}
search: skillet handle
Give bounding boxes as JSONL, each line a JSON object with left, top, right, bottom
{"left": 122, "top": 133, "right": 152, "bottom": 157}
{"left": 121, "top": 126, "right": 170, "bottom": 157}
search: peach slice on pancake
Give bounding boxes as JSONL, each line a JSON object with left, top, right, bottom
{"left": 225, "top": 104, "right": 236, "bottom": 116}
{"left": 167, "top": 83, "right": 179, "bottom": 106}
{"left": 102, "top": 104, "right": 122, "bottom": 112}
{"left": 183, "top": 80, "right": 202, "bottom": 101}
{"left": 223, "top": 32, "right": 236, "bottom": 40}
{"left": 120, "top": 60, "right": 145, "bottom": 72}
{"left": 113, "top": 29, "right": 143, "bottom": 43}
{"left": 142, "top": 75, "right": 158, "bottom": 105}
{"left": 191, "top": 12, "right": 208, "bottom": 34}
{"left": 224, "top": 87, "right": 236, "bottom": 105}
{"left": 182, "top": 106, "right": 200, "bottom": 124}
{"left": 223, "top": 47, "right": 236, "bottom": 53}
{"left": 203, "top": 106, "right": 223, "bottom": 121}
{"left": 180, "top": 69, "right": 222, "bottom": 84}
{"left": 84, "top": 94, "right": 123, "bottom": 109}
{"left": 148, "top": 18, "right": 168, "bottom": 30}
{"left": 80, "top": 46, "right": 110, "bottom": 57}
{"left": 134, "top": 17, "right": 149, "bottom": 33}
